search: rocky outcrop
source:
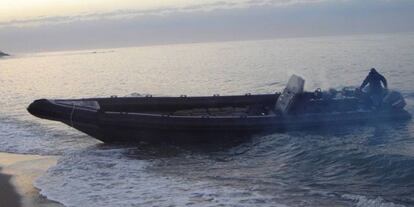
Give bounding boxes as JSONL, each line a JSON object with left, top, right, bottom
{"left": 0, "top": 51, "right": 10, "bottom": 57}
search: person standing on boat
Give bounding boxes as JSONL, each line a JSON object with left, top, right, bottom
{"left": 359, "top": 68, "right": 388, "bottom": 107}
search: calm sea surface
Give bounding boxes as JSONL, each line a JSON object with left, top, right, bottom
{"left": 1, "top": 33, "right": 414, "bottom": 207}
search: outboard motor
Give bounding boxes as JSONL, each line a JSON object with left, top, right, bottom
{"left": 275, "top": 75, "right": 305, "bottom": 115}
{"left": 383, "top": 91, "right": 406, "bottom": 109}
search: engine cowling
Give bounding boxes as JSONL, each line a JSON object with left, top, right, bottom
{"left": 383, "top": 91, "right": 406, "bottom": 109}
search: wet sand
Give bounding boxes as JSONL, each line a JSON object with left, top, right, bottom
{"left": 0, "top": 152, "right": 64, "bottom": 207}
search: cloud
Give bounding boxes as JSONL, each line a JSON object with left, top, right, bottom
{"left": 1, "top": 0, "right": 413, "bottom": 52}
{"left": 0, "top": 0, "right": 329, "bottom": 27}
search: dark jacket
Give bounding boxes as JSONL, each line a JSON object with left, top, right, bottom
{"left": 360, "top": 71, "right": 387, "bottom": 94}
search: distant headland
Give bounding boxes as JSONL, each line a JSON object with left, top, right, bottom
{"left": 0, "top": 51, "right": 10, "bottom": 57}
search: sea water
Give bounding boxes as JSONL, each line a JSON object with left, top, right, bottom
{"left": 0, "top": 33, "right": 413, "bottom": 207}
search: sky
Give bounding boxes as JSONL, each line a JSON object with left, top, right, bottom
{"left": 1, "top": 0, "right": 414, "bottom": 53}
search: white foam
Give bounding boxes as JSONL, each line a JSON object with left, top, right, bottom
{"left": 35, "top": 148, "right": 289, "bottom": 207}
{"left": 342, "top": 194, "right": 406, "bottom": 207}
{"left": 0, "top": 116, "right": 98, "bottom": 155}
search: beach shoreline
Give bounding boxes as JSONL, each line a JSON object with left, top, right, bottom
{"left": 0, "top": 152, "right": 64, "bottom": 207}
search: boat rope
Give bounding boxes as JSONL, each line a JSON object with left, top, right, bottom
{"left": 70, "top": 103, "right": 76, "bottom": 127}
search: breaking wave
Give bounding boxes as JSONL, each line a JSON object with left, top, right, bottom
{"left": 35, "top": 125, "right": 414, "bottom": 207}
{"left": 342, "top": 194, "right": 406, "bottom": 207}
{"left": 35, "top": 146, "right": 289, "bottom": 207}
{"left": 0, "top": 115, "right": 98, "bottom": 155}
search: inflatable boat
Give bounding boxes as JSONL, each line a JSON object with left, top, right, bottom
{"left": 27, "top": 75, "right": 411, "bottom": 143}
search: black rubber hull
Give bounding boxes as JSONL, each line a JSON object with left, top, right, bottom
{"left": 27, "top": 97, "right": 412, "bottom": 143}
